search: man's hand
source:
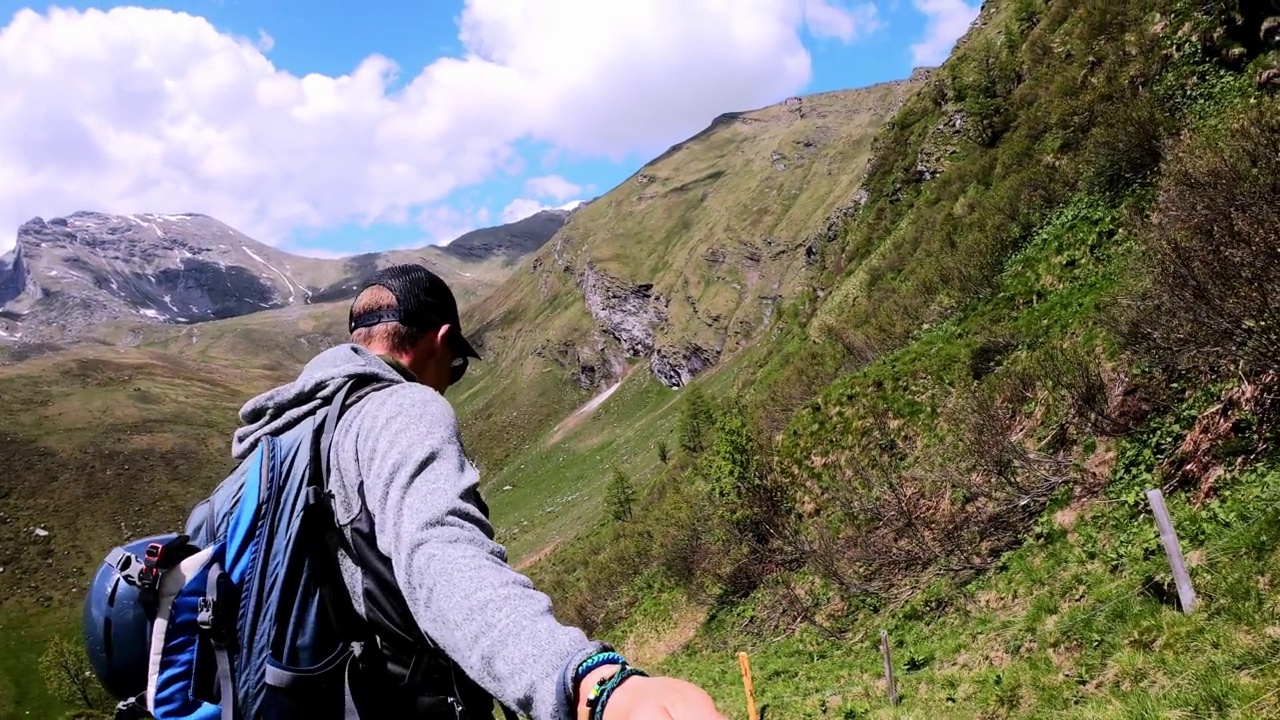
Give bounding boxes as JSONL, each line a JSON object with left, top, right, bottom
{"left": 576, "top": 665, "right": 727, "bottom": 720}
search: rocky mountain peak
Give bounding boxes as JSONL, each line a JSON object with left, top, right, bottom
{"left": 1, "top": 207, "right": 572, "bottom": 346}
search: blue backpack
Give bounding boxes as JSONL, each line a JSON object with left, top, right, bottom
{"left": 84, "top": 377, "right": 511, "bottom": 720}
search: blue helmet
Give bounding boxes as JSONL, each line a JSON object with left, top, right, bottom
{"left": 82, "top": 534, "right": 175, "bottom": 701}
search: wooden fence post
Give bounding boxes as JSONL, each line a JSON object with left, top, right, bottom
{"left": 737, "top": 651, "right": 758, "bottom": 720}
{"left": 880, "top": 630, "right": 898, "bottom": 707}
{"left": 1146, "top": 488, "right": 1198, "bottom": 613}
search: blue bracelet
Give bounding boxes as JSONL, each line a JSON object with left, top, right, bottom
{"left": 574, "top": 650, "right": 625, "bottom": 684}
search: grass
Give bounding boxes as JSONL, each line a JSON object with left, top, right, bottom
{"left": 452, "top": 77, "right": 931, "bottom": 472}
{"left": 0, "top": 348, "right": 280, "bottom": 718}
{"left": 482, "top": 366, "right": 679, "bottom": 560}
{"left": 651, "top": 458, "right": 1280, "bottom": 720}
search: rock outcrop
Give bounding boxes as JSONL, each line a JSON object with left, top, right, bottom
{"left": 0, "top": 242, "right": 31, "bottom": 306}
{"left": 650, "top": 342, "right": 716, "bottom": 388}
{"left": 579, "top": 263, "right": 669, "bottom": 357}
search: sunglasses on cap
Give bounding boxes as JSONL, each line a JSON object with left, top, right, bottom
{"left": 446, "top": 332, "right": 470, "bottom": 386}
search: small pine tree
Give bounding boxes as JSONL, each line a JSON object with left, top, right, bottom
{"left": 677, "top": 385, "right": 716, "bottom": 455}
{"left": 657, "top": 439, "right": 669, "bottom": 465}
{"left": 703, "top": 406, "right": 757, "bottom": 517}
{"left": 606, "top": 467, "right": 635, "bottom": 523}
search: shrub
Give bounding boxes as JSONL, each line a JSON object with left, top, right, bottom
{"left": 40, "top": 635, "right": 112, "bottom": 713}
{"left": 1119, "top": 99, "right": 1280, "bottom": 379}
{"left": 1077, "top": 91, "right": 1172, "bottom": 197}
{"left": 700, "top": 403, "right": 791, "bottom": 544}
{"left": 784, "top": 369, "right": 1076, "bottom": 604}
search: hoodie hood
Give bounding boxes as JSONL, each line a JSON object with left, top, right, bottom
{"left": 231, "top": 343, "right": 412, "bottom": 460}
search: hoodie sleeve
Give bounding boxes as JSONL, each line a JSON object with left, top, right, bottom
{"left": 344, "top": 383, "right": 604, "bottom": 720}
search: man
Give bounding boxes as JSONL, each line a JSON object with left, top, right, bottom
{"left": 231, "top": 264, "right": 726, "bottom": 720}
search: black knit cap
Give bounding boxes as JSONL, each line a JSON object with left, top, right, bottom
{"left": 348, "top": 263, "right": 481, "bottom": 360}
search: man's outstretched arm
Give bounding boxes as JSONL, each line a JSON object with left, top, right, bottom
{"left": 350, "top": 384, "right": 604, "bottom": 719}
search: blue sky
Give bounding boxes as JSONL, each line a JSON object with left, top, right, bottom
{"left": 0, "top": 0, "right": 980, "bottom": 256}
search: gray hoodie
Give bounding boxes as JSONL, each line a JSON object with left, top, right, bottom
{"left": 231, "top": 343, "right": 603, "bottom": 720}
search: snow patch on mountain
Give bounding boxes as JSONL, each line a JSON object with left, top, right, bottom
{"left": 241, "top": 245, "right": 297, "bottom": 303}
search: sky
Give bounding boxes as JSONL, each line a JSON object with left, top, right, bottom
{"left": 0, "top": 0, "right": 981, "bottom": 258}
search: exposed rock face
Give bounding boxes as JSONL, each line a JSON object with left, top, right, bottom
{"left": 0, "top": 242, "right": 31, "bottom": 306}
{"left": 1258, "top": 67, "right": 1280, "bottom": 90}
{"left": 573, "top": 263, "right": 724, "bottom": 389}
{"left": 579, "top": 263, "right": 668, "bottom": 357}
{"left": 1264, "top": 16, "right": 1280, "bottom": 47}
{"left": 916, "top": 109, "right": 967, "bottom": 181}
{"left": 650, "top": 343, "right": 716, "bottom": 389}
{"left": 5, "top": 213, "right": 304, "bottom": 340}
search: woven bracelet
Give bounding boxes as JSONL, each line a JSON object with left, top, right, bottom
{"left": 588, "top": 665, "right": 648, "bottom": 720}
{"left": 571, "top": 650, "right": 625, "bottom": 707}
{"left": 574, "top": 651, "right": 625, "bottom": 684}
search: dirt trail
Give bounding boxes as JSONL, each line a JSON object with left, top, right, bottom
{"left": 545, "top": 368, "right": 633, "bottom": 447}
{"left": 514, "top": 537, "right": 563, "bottom": 571}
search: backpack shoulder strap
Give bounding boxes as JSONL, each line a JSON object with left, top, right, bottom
{"left": 302, "top": 378, "right": 396, "bottom": 654}
{"left": 308, "top": 378, "right": 508, "bottom": 719}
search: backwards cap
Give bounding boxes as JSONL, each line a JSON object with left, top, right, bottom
{"left": 348, "top": 263, "right": 481, "bottom": 360}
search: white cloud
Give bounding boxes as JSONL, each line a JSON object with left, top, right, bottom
{"left": 805, "top": 0, "right": 881, "bottom": 42}
{"left": 415, "top": 205, "right": 485, "bottom": 246}
{"left": 0, "top": 1, "right": 878, "bottom": 254}
{"left": 285, "top": 246, "right": 350, "bottom": 259}
{"left": 910, "top": 0, "right": 980, "bottom": 66}
{"left": 500, "top": 197, "right": 583, "bottom": 224}
{"left": 523, "top": 174, "right": 583, "bottom": 202}
{"left": 501, "top": 198, "right": 551, "bottom": 224}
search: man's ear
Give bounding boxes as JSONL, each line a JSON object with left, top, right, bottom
{"left": 435, "top": 324, "right": 451, "bottom": 349}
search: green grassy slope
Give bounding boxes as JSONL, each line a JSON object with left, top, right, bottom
{"left": 0, "top": 348, "right": 285, "bottom": 718}
{"left": 454, "top": 78, "right": 926, "bottom": 475}
{"left": 470, "top": 1, "right": 1280, "bottom": 718}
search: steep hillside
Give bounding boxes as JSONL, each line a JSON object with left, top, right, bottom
{"left": 0, "top": 208, "right": 571, "bottom": 344}
{"left": 0, "top": 75, "right": 924, "bottom": 717}
{"left": 505, "top": 0, "right": 1280, "bottom": 717}
{"left": 454, "top": 78, "right": 929, "bottom": 473}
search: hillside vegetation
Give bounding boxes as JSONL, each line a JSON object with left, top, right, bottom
{"left": 455, "top": 78, "right": 926, "bottom": 477}
{"left": 483, "top": 0, "right": 1280, "bottom": 717}
{"left": 6, "top": 0, "right": 1280, "bottom": 718}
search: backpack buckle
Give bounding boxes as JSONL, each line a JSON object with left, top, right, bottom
{"left": 136, "top": 535, "right": 190, "bottom": 592}
{"left": 137, "top": 542, "right": 168, "bottom": 591}
{"left": 196, "top": 597, "right": 216, "bottom": 631}
{"left": 197, "top": 595, "right": 237, "bottom": 648}
{"left": 137, "top": 566, "right": 161, "bottom": 592}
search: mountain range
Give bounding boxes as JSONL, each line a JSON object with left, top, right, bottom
{"left": 0, "top": 207, "right": 573, "bottom": 343}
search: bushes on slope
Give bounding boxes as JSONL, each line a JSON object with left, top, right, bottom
{"left": 1120, "top": 98, "right": 1280, "bottom": 380}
